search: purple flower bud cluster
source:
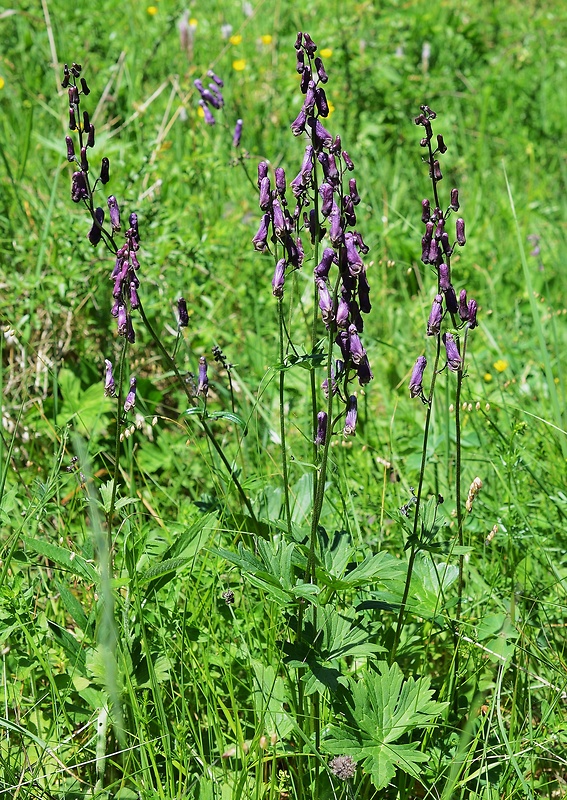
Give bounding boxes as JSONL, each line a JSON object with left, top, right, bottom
{"left": 110, "top": 213, "right": 142, "bottom": 342}
{"left": 194, "top": 72, "right": 225, "bottom": 126}
{"left": 411, "top": 106, "right": 479, "bottom": 393}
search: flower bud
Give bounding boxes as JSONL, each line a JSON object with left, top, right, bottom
{"left": 348, "top": 324, "right": 365, "bottom": 364}
{"left": 432, "top": 160, "right": 442, "bottom": 181}
{"left": 436, "top": 134, "right": 447, "bottom": 154}
{"left": 456, "top": 218, "right": 466, "bottom": 246}
{"left": 232, "top": 118, "right": 243, "bottom": 147}
{"left": 87, "top": 123, "right": 95, "bottom": 148}
{"left": 100, "top": 157, "right": 110, "bottom": 184}
{"left": 467, "top": 299, "right": 478, "bottom": 329}
{"left": 296, "top": 48, "right": 305, "bottom": 73}
{"left": 177, "top": 297, "right": 189, "bottom": 327}
{"left": 315, "top": 86, "right": 329, "bottom": 117}
{"left": 104, "top": 359, "right": 116, "bottom": 397}
{"left": 316, "top": 278, "right": 334, "bottom": 327}
{"left": 344, "top": 232, "right": 363, "bottom": 276}
{"left": 314, "top": 248, "right": 336, "bottom": 279}
{"left": 450, "top": 188, "right": 459, "bottom": 211}
{"left": 198, "top": 356, "right": 209, "bottom": 396}
{"left": 291, "top": 108, "right": 307, "bottom": 136}
{"left": 409, "top": 355, "right": 427, "bottom": 398}
{"left": 314, "top": 56, "right": 328, "bottom": 83}
{"left": 65, "top": 136, "right": 75, "bottom": 162}
{"left": 342, "top": 150, "right": 354, "bottom": 171}
{"left": 259, "top": 176, "right": 271, "bottom": 211}
{"left": 319, "top": 182, "right": 334, "bottom": 217}
{"left": 349, "top": 179, "right": 361, "bottom": 206}
{"left": 445, "top": 285, "right": 458, "bottom": 315}
{"left": 438, "top": 262, "right": 450, "bottom": 291}
{"left": 357, "top": 355, "right": 373, "bottom": 386}
{"left": 358, "top": 270, "right": 371, "bottom": 314}
{"left": 257, "top": 161, "right": 269, "bottom": 187}
{"left": 207, "top": 70, "right": 224, "bottom": 87}
{"left": 88, "top": 207, "right": 105, "bottom": 246}
{"left": 302, "top": 33, "right": 317, "bottom": 55}
{"left": 199, "top": 100, "right": 215, "bottom": 125}
{"left": 458, "top": 289, "right": 469, "bottom": 321}
{"left": 129, "top": 281, "right": 140, "bottom": 309}
{"left": 421, "top": 199, "right": 430, "bottom": 223}
{"left": 252, "top": 213, "right": 270, "bottom": 251}
{"left": 117, "top": 304, "right": 127, "bottom": 336}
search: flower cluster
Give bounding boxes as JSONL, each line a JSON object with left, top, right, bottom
{"left": 409, "top": 106, "right": 478, "bottom": 400}
{"left": 63, "top": 62, "right": 143, "bottom": 344}
{"left": 252, "top": 32, "right": 373, "bottom": 438}
{"left": 194, "top": 71, "right": 224, "bottom": 126}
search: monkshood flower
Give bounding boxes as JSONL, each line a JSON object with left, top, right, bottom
{"left": 232, "top": 118, "right": 243, "bottom": 147}
{"left": 443, "top": 332, "right": 461, "bottom": 371}
{"left": 198, "top": 356, "right": 209, "bottom": 396}
{"left": 314, "top": 411, "right": 328, "bottom": 446}
{"left": 343, "top": 395, "right": 358, "bottom": 436}
{"left": 104, "top": 359, "right": 116, "bottom": 397}
{"left": 177, "top": 297, "right": 189, "bottom": 327}
{"left": 123, "top": 377, "right": 137, "bottom": 413}
{"left": 409, "top": 355, "right": 427, "bottom": 399}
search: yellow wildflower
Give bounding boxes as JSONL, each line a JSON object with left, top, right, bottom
{"left": 484, "top": 373, "right": 493, "bottom": 382}
{"left": 189, "top": 17, "right": 198, "bottom": 27}
{"left": 197, "top": 105, "right": 205, "bottom": 118}
{"left": 229, "top": 34, "right": 242, "bottom": 45}
{"left": 326, "top": 100, "right": 335, "bottom": 116}
{"left": 147, "top": 5, "right": 158, "bottom": 15}
{"left": 232, "top": 59, "right": 246, "bottom": 71}
{"left": 493, "top": 359, "right": 508, "bottom": 373}
{"left": 320, "top": 48, "right": 333, "bottom": 58}
{"left": 260, "top": 34, "right": 273, "bottom": 45}
{"left": 0, "top": 77, "right": 5, "bottom": 90}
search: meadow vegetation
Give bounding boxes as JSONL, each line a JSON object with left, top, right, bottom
{"left": 1, "top": 1, "right": 566, "bottom": 798}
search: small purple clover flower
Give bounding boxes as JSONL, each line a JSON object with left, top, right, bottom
{"left": 329, "top": 755, "right": 356, "bottom": 781}
{"left": 409, "top": 355, "right": 427, "bottom": 399}
{"left": 123, "top": 377, "right": 137, "bottom": 413}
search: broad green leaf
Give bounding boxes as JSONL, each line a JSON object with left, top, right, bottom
{"left": 23, "top": 536, "right": 97, "bottom": 582}
{"left": 251, "top": 660, "right": 294, "bottom": 740}
{"left": 324, "top": 662, "right": 447, "bottom": 789}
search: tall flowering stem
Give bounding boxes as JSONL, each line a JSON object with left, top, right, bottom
{"left": 390, "top": 107, "right": 478, "bottom": 664}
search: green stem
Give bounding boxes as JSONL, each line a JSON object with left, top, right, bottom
{"left": 390, "top": 334, "right": 442, "bottom": 664}
{"left": 106, "top": 341, "right": 128, "bottom": 550}
{"left": 278, "top": 300, "right": 292, "bottom": 536}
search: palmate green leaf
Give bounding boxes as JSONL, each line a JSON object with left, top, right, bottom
{"left": 324, "top": 662, "right": 447, "bottom": 789}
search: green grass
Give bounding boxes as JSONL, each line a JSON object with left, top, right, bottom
{"left": 1, "top": 0, "right": 567, "bottom": 798}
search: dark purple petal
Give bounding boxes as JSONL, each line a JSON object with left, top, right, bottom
{"left": 104, "top": 359, "right": 116, "bottom": 397}
{"left": 124, "top": 377, "right": 137, "bottom": 412}
{"left": 100, "top": 157, "right": 110, "bottom": 184}
{"left": 65, "top": 136, "right": 75, "bottom": 162}
{"left": 319, "top": 182, "right": 334, "bottom": 217}
{"left": 71, "top": 171, "right": 89, "bottom": 203}
{"left": 421, "top": 199, "right": 430, "bottom": 223}
{"left": 252, "top": 213, "right": 270, "bottom": 251}
{"left": 315, "top": 87, "right": 329, "bottom": 117}
{"left": 458, "top": 289, "right": 469, "bottom": 321}
{"left": 259, "top": 176, "right": 271, "bottom": 211}
{"left": 232, "top": 119, "right": 243, "bottom": 147}
{"left": 316, "top": 278, "right": 334, "bottom": 327}
{"left": 336, "top": 297, "right": 349, "bottom": 328}
{"left": 450, "top": 188, "right": 460, "bottom": 211}
{"left": 443, "top": 332, "right": 461, "bottom": 371}
{"left": 314, "top": 248, "right": 336, "bottom": 279}
{"left": 427, "top": 294, "right": 443, "bottom": 336}
{"left": 107, "top": 195, "right": 121, "bottom": 233}
{"left": 302, "top": 33, "right": 317, "bottom": 55}
{"left": 257, "top": 161, "right": 269, "bottom": 187}
{"left": 88, "top": 207, "right": 105, "bottom": 246}
{"left": 275, "top": 167, "right": 286, "bottom": 196}
{"left": 314, "top": 411, "right": 328, "bottom": 446}
{"left": 456, "top": 218, "right": 466, "bottom": 246}
{"left": 272, "top": 259, "right": 286, "bottom": 297}
{"left": 314, "top": 56, "right": 328, "bottom": 83}
{"left": 358, "top": 270, "right": 371, "bottom": 314}
{"left": 291, "top": 108, "right": 307, "bottom": 136}
{"left": 342, "top": 150, "right": 354, "bottom": 170}
{"left": 343, "top": 395, "right": 357, "bottom": 436}
{"left": 349, "top": 178, "right": 361, "bottom": 206}
{"left": 178, "top": 297, "right": 189, "bottom": 327}
{"left": 345, "top": 232, "right": 363, "bottom": 276}
{"left": 467, "top": 299, "right": 478, "bottom": 329}
{"left": 348, "top": 324, "right": 365, "bottom": 364}
{"left": 356, "top": 355, "right": 373, "bottom": 385}
{"left": 445, "top": 285, "right": 458, "bottom": 314}
{"left": 198, "top": 356, "right": 209, "bottom": 396}
{"left": 438, "top": 261, "right": 450, "bottom": 291}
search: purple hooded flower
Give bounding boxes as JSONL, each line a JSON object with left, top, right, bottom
{"left": 129, "top": 213, "right": 139, "bottom": 243}
{"left": 307, "top": 117, "right": 333, "bottom": 149}
{"left": 314, "top": 411, "right": 328, "bottom": 446}
{"left": 428, "top": 237, "right": 440, "bottom": 265}
{"left": 349, "top": 178, "right": 361, "bottom": 206}
{"left": 445, "top": 285, "right": 458, "bottom": 314}
{"left": 329, "top": 203, "right": 344, "bottom": 247}
{"left": 343, "top": 395, "right": 358, "bottom": 436}
{"left": 409, "top": 355, "right": 427, "bottom": 398}
{"left": 421, "top": 221, "right": 434, "bottom": 263}
{"left": 348, "top": 324, "right": 365, "bottom": 364}
{"left": 336, "top": 297, "right": 350, "bottom": 328}
{"left": 274, "top": 167, "right": 286, "bottom": 197}
{"left": 87, "top": 123, "right": 95, "bottom": 149}
{"left": 450, "top": 188, "right": 460, "bottom": 211}
{"left": 252, "top": 213, "right": 270, "bottom": 251}
{"left": 65, "top": 136, "right": 75, "bottom": 162}
{"left": 100, "top": 157, "right": 110, "bottom": 185}
{"left": 432, "top": 160, "right": 443, "bottom": 181}
{"left": 467, "top": 299, "right": 478, "bottom": 329}
{"left": 456, "top": 218, "right": 466, "bottom": 246}
{"left": 358, "top": 270, "right": 371, "bottom": 314}
{"left": 314, "top": 56, "right": 328, "bottom": 83}
{"left": 198, "top": 356, "right": 209, "bottom": 396}
{"left": 335, "top": 329, "right": 350, "bottom": 361}
{"left": 342, "top": 150, "right": 354, "bottom": 171}
{"left": 345, "top": 232, "right": 363, "bottom": 276}
{"left": 107, "top": 195, "right": 121, "bottom": 233}
{"left": 296, "top": 48, "right": 305, "bottom": 73}
{"left": 178, "top": 297, "right": 189, "bottom": 327}
{"left": 117, "top": 304, "right": 127, "bottom": 336}
{"left": 291, "top": 108, "right": 307, "bottom": 136}
{"left": 300, "top": 145, "right": 314, "bottom": 181}
{"left": 314, "top": 248, "right": 336, "bottom": 279}
{"left": 440, "top": 231, "right": 452, "bottom": 257}
{"left": 272, "top": 197, "right": 285, "bottom": 238}
{"left": 104, "top": 359, "right": 116, "bottom": 397}
{"left": 353, "top": 230, "right": 369, "bottom": 254}
{"left": 427, "top": 294, "right": 443, "bottom": 336}
{"left": 343, "top": 195, "right": 357, "bottom": 227}
{"left": 421, "top": 199, "right": 430, "bottom": 223}
{"left": 88, "top": 207, "right": 105, "bottom": 246}
{"left": 199, "top": 100, "right": 215, "bottom": 125}
{"left": 319, "top": 182, "right": 334, "bottom": 217}
{"left": 458, "top": 289, "right": 469, "bottom": 321}
{"left": 129, "top": 281, "right": 140, "bottom": 310}
{"left": 438, "top": 261, "right": 450, "bottom": 291}
{"left": 207, "top": 70, "right": 224, "bottom": 87}
{"left": 316, "top": 278, "right": 334, "bottom": 327}
{"left": 126, "top": 314, "right": 136, "bottom": 344}
{"left": 71, "top": 171, "right": 89, "bottom": 203}
{"left": 272, "top": 259, "right": 286, "bottom": 297}
{"left": 315, "top": 87, "right": 329, "bottom": 117}
{"left": 303, "top": 80, "right": 316, "bottom": 114}
{"left": 302, "top": 32, "right": 317, "bottom": 56}
{"left": 443, "top": 332, "right": 461, "bottom": 371}
{"left": 257, "top": 161, "right": 268, "bottom": 187}
{"left": 123, "top": 377, "right": 137, "bottom": 412}
{"left": 259, "top": 176, "right": 271, "bottom": 211}
{"left": 356, "top": 355, "right": 373, "bottom": 386}
{"left": 232, "top": 118, "right": 243, "bottom": 147}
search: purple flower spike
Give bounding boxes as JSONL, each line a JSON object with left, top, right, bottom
{"left": 107, "top": 195, "right": 121, "bottom": 233}
{"left": 319, "top": 182, "right": 334, "bottom": 217}
{"left": 124, "top": 377, "right": 137, "bottom": 412}
{"left": 65, "top": 136, "right": 75, "bottom": 162}
{"left": 178, "top": 297, "right": 189, "bottom": 327}
{"left": 316, "top": 278, "right": 334, "bottom": 328}
{"left": 207, "top": 70, "right": 224, "bottom": 87}
{"left": 427, "top": 294, "right": 443, "bottom": 336}
{"left": 71, "top": 171, "right": 89, "bottom": 203}
{"left": 314, "top": 248, "right": 336, "bottom": 279}
{"left": 315, "top": 56, "right": 328, "bottom": 83}
{"left": 314, "top": 411, "right": 328, "bottom": 446}
{"left": 443, "top": 332, "right": 461, "bottom": 371}
{"left": 409, "top": 355, "right": 427, "bottom": 398}
{"left": 348, "top": 324, "right": 365, "bottom": 364}
{"left": 467, "top": 299, "right": 478, "bottom": 329}
{"left": 259, "top": 176, "right": 271, "bottom": 211}
{"left": 232, "top": 119, "right": 243, "bottom": 147}
{"left": 88, "top": 207, "right": 105, "bottom": 246}
{"left": 198, "top": 356, "right": 209, "bottom": 396}
{"left": 343, "top": 395, "right": 358, "bottom": 436}
{"left": 458, "top": 289, "right": 469, "bottom": 321}
{"left": 104, "top": 359, "right": 116, "bottom": 397}
{"left": 438, "top": 261, "right": 450, "bottom": 291}
{"left": 456, "top": 218, "right": 466, "bottom": 246}
{"left": 252, "top": 213, "right": 270, "bottom": 251}
{"left": 357, "top": 355, "right": 373, "bottom": 386}
{"left": 272, "top": 258, "right": 286, "bottom": 297}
